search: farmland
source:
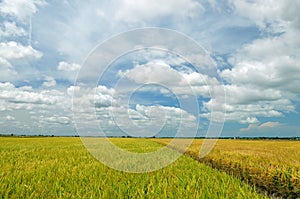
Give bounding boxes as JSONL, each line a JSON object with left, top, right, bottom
{"left": 0, "top": 137, "right": 268, "bottom": 198}
{"left": 155, "top": 139, "right": 300, "bottom": 198}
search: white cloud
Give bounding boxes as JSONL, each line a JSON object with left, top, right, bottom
{"left": 0, "top": 0, "right": 298, "bottom": 135}
{"left": 0, "top": 57, "right": 17, "bottom": 80}
{"left": 33, "top": 0, "right": 208, "bottom": 63}
{"left": 97, "top": 104, "right": 197, "bottom": 137}
{"left": 241, "top": 117, "right": 259, "bottom": 124}
{"left": 0, "top": 82, "right": 59, "bottom": 106}
{"left": 93, "top": 85, "right": 116, "bottom": 108}
{"left": 0, "top": 57, "right": 12, "bottom": 68}
{"left": 226, "top": 0, "right": 300, "bottom": 95}
{"left": 134, "top": 104, "right": 196, "bottom": 123}
{"left": 222, "top": 35, "right": 300, "bottom": 93}
{"left": 119, "top": 61, "right": 220, "bottom": 98}
{"left": 232, "top": 0, "right": 282, "bottom": 30}
{"left": 0, "top": 21, "right": 27, "bottom": 37}
{"left": 67, "top": 86, "right": 80, "bottom": 96}
{"left": 44, "top": 116, "right": 70, "bottom": 125}
{"left": 116, "top": 0, "right": 204, "bottom": 24}
{"left": 0, "top": 82, "right": 74, "bottom": 134}
{"left": 94, "top": 93, "right": 114, "bottom": 108}
{"left": 120, "top": 62, "right": 182, "bottom": 86}
{"left": 224, "top": 85, "right": 283, "bottom": 104}
{"left": 57, "top": 61, "right": 81, "bottom": 71}
{"left": 240, "top": 121, "right": 281, "bottom": 132}
{"left": 232, "top": 0, "right": 300, "bottom": 33}
{"left": 203, "top": 0, "right": 300, "bottom": 125}
{"left": 200, "top": 85, "right": 295, "bottom": 124}
{"left": 70, "top": 85, "right": 116, "bottom": 110}
{"left": 42, "top": 76, "right": 56, "bottom": 87}
{"left": 0, "top": 41, "right": 42, "bottom": 60}
{"left": 6, "top": 115, "right": 15, "bottom": 121}
{"left": 0, "top": 0, "right": 46, "bottom": 23}
{"left": 0, "top": 82, "right": 15, "bottom": 90}
{"left": 95, "top": 85, "right": 115, "bottom": 96}
{"left": 71, "top": 84, "right": 198, "bottom": 136}
{"left": 0, "top": 42, "right": 42, "bottom": 81}
{"left": 260, "top": 121, "right": 280, "bottom": 128}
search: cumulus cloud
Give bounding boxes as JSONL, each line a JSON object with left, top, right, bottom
{"left": 240, "top": 121, "right": 281, "bottom": 132}
{"left": 71, "top": 83, "right": 198, "bottom": 137}
{"left": 222, "top": 41, "right": 300, "bottom": 94}
{"left": 6, "top": 115, "right": 15, "bottom": 121}
{"left": 93, "top": 85, "right": 116, "bottom": 108}
{"left": 232, "top": 0, "right": 300, "bottom": 32}
{"left": 95, "top": 104, "right": 197, "bottom": 137}
{"left": 241, "top": 117, "right": 259, "bottom": 124}
{"left": 224, "top": 85, "right": 284, "bottom": 104}
{"left": 33, "top": 0, "right": 208, "bottom": 62}
{"left": 0, "top": 0, "right": 299, "bottom": 135}
{"left": 0, "top": 1, "right": 45, "bottom": 85}
{"left": 0, "top": 82, "right": 59, "bottom": 106}
{"left": 200, "top": 93, "right": 295, "bottom": 124}
{"left": 119, "top": 61, "right": 220, "bottom": 98}
{"left": 0, "top": 0, "right": 46, "bottom": 23}
{"left": 70, "top": 85, "right": 116, "bottom": 111}
{"left": 67, "top": 86, "right": 80, "bottom": 96}
{"left": 44, "top": 116, "right": 70, "bottom": 125}
{"left": 57, "top": 61, "right": 81, "bottom": 71}
{"left": 226, "top": 0, "right": 300, "bottom": 95}
{"left": 0, "top": 41, "right": 42, "bottom": 60}
{"left": 120, "top": 62, "right": 182, "bottom": 85}
{"left": 0, "top": 82, "right": 74, "bottom": 134}
{"left": 260, "top": 121, "right": 280, "bottom": 128}
{"left": 203, "top": 0, "right": 300, "bottom": 125}
{"left": 116, "top": 0, "right": 204, "bottom": 23}
{"left": 0, "top": 57, "right": 17, "bottom": 81}
{"left": 42, "top": 76, "right": 56, "bottom": 87}
{"left": 0, "top": 20, "right": 42, "bottom": 82}
{"left": 199, "top": 82, "right": 295, "bottom": 124}
{"left": 0, "top": 21, "right": 27, "bottom": 37}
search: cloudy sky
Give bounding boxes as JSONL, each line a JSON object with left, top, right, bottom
{"left": 0, "top": 0, "right": 299, "bottom": 137}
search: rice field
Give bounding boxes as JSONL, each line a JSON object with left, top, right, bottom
{"left": 0, "top": 137, "right": 268, "bottom": 198}
{"left": 155, "top": 139, "right": 300, "bottom": 198}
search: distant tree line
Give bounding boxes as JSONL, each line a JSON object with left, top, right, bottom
{"left": 0, "top": 134, "right": 299, "bottom": 140}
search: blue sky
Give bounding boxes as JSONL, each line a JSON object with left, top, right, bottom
{"left": 0, "top": 0, "right": 299, "bottom": 137}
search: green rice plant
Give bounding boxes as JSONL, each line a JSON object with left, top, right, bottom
{"left": 0, "top": 137, "right": 267, "bottom": 198}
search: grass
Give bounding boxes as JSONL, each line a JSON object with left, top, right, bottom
{"left": 154, "top": 139, "right": 300, "bottom": 198}
{"left": 0, "top": 137, "right": 267, "bottom": 198}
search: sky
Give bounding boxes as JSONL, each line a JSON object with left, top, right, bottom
{"left": 0, "top": 0, "right": 299, "bottom": 137}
